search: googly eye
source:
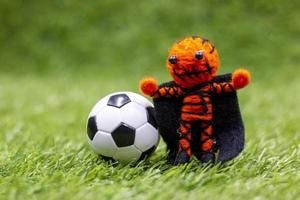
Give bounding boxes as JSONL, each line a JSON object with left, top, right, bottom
{"left": 195, "top": 51, "right": 204, "bottom": 60}
{"left": 168, "top": 55, "right": 177, "bottom": 64}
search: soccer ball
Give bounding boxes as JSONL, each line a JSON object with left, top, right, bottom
{"left": 87, "top": 91, "right": 160, "bottom": 163}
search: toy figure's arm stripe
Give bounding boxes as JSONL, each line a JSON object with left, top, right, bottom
{"left": 212, "top": 82, "right": 235, "bottom": 94}
{"left": 153, "top": 86, "right": 184, "bottom": 98}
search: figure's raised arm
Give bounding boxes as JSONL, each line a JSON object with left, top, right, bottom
{"left": 213, "top": 69, "right": 251, "bottom": 94}
{"left": 140, "top": 77, "right": 184, "bottom": 98}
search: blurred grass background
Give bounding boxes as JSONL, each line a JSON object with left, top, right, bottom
{"left": 1, "top": 0, "right": 300, "bottom": 199}
{"left": 1, "top": 0, "right": 299, "bottom": 77}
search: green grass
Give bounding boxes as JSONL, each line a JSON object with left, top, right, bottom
{"left": 1, "top": 0, "right": 300, "bottom": 199}
{"left": 1, "top": 70, "right": 300, "bottom": 200}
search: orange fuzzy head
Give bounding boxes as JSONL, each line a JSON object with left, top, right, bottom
{"left": 166, "top": 36, "right": 219, "bottom": 89}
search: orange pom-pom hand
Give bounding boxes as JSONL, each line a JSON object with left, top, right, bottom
{"left": 139, "top": 77, "right": 158, "bottom": 96}
{"left": 232, "top": 69, "right": 251, "bottom": 90}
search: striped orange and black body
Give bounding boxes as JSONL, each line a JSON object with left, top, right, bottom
{"left": 153, "top": 81, "right": 235, "bottom": 156}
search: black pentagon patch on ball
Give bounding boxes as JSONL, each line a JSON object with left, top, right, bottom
{"left": 111, "top": 123, "right": 135, "bottom": 147}
{"left": 87, "top": 116, "right": 98, "bottom": 140}
{"left": 138, "top": 146, "right": 156, "bottom": 161}
{"left": 107, "top": 94, "right": 131, "bottom": 108}
{"left": 146, "top": 107, "right": 158, "bottom": 129}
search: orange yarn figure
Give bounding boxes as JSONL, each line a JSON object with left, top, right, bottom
{"left": 140, "top": 36, "right": 251, "bottom": 164}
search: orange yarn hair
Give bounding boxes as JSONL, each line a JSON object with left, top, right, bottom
{"left": 166, "top": 36, "right": 220, "bottom": 89}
